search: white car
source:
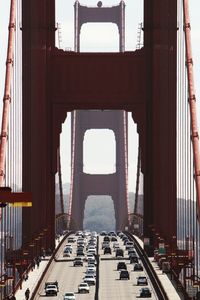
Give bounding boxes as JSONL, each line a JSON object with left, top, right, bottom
{"left": 64, "top": 244, "right": 73, "bottom": 253}
{"left": 63, "top": 292, "right": 76, "bottom": 300}
{"left": 85, "top": 269, "right": 96, "bottom": 277}
{"left": 78, "top": 282, "right": 90, "bottom": 293}
{"left": 45, "top": 284, "right": 58, "bottom": 296}
{"left": 86, "top": 266, "right": 96, "bottom": 272}
{"left": 83, "top": 274, "right": 96, "bottom": 285}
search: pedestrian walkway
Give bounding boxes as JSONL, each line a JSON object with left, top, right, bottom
{"left": 134, "top": 235, "right": 181, "bottom": 300}
{"left": 14, "top": 236, "right": 63, "bottom": 300}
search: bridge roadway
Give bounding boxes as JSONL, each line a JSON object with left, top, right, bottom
{"left": 32, "top": 233, "right": 158, "bottom": 300}
{"left": 99, "top": 236, "right": 158, "bottom": 299}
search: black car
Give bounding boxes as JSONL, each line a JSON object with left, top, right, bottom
{"left": 117, "top": 262, "right": 127, "bottom": 271}
{"left": 103, "top": 236, "right": 110, "bottom": 242}
{"left": 77, "top": 250, "right": 84, "bottom": 256}
{"left": 133, "top": 263, "right": 143, "bottom": 271}
{"left": 73, "top": 257, "right": 83, "bottom": 266}
{"left": 116, "top": 248, "right": 124, "bottom": 257}
{"left": 104, "top": 247, "right": 112, "bottom": 254}
{"left": 130, "top": 255, "right": 138, "bottom": 263}
{"left": 140, "top": 287, "right": 151, "bottom": 297}
{"left": 119, "top": 270, "right": 130, "bottom": 280}
{"left": 111, "top": 236, "right": 118, "bottom": 242}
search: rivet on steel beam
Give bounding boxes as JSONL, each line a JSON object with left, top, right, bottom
{"left": 6, "top": 58, "right": 14, "bottom": 66}
{"left": 0, "top": 170, "right": 5, "bottom": 177}
{"left": 186, "top": 58, "right": 193, "bottom": 66}
{"left": 192, "top": 132, "right": 199, "bottom": 139}
{"left": 3, "top": 95, "right": 11, "bottom": 103}
{"left": 188, "top": 95, "right": 196, "bottom": 102}
{"left": 0, "top": 132, "right": 8, "bottom": 140}
{"left": 9, "top": 23, "right": 15, "bottom": 30}
{"left": 183, "top": 23, "right": 191, "bottom": 31}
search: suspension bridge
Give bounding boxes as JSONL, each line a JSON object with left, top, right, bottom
{"left": 0, "top": 0, "right": 200, "bottom": 299}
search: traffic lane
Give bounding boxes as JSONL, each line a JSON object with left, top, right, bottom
{"left": 99, "top": 257, "right": 157, "bottom": 299}
{"left": 35, "top": 261, "right": 95, "bottom": 300}
{"left": 34, "top": 235, "right": 96, "bottom": 300}
{"left": 99, "top": 235, "right": 157, "bottom": 299}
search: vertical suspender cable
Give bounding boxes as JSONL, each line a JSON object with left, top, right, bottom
{"left": 58, "top": 148, "right": 64, "bottom": 216}
{"left": 183, "top": 0, "right": 200, "bottom": 219}
{"left": 123, "top": 111, "right": 130, "bottom": 225}
{"left": 68, "top": 111, "right": 76, "bottom": 228}
{"left": 134, "top": 145, "right": 141, "bottom": 215}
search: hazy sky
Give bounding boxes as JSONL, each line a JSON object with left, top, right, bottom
{"left": 0, "top": 1, "right": 200, "bottom": 193}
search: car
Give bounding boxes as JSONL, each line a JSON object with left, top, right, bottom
{"left": 130, "top": 255, "right": 139, "bottom": 263}
{"left": 86, "top": 266, "right": 96, "bottom": 272}
{"left": 83, "top": 274, "right": 96, "bottom": 285}
{"left": 137, "top": 276, "right": 148, "bottom": 285}
{"left": 133, "top": 263, "right": 143, "bottom": 271}
{"left": 63, "top": 292, "right": 76, "bottom": 300}
{"left": 128, "top": 248, "right": 136, "bottom": 255}
{"left": 117, "top": 262, "right": 127, "bottom": 271}
{"left": 102, "top": 241, "right": 110, "bottom": 249}
{"left": 140, "top": 287, "right": 152, "bottom": 298}
{"left": 85, "top": 269, "right": 96, "bottom": 277}
{"left": 63, "top": 249, "right": 71, "bottom": 257}
{"left": 88, "top": 257, "right": 96, "bottom": 265}
{"left": 125, "top": 241, "right": 134, "bottom": 250}
{"left": 119, "top": 270, "right": 130, "bottom": 280}
{"left": 45, "top": 281, "right": 59, "bottom": 296}
{"left": 100, "top": 231, "right": 107, "bottom": 236}
{"left": 104, "top": 247, "right": 111, "bottom": 254}
{"left": 65, "top": 244, "right": 73, "bottom": 253}
{"left": 68, "top": 236, "right": 76, "bottom": 243}
{"left": 73, "top": 257, "right": 83, "bottom": 266}
{"left": 78, "top": 282, "right": 90, "bottom": 293}
{"left": 77, "top": 250, "right": 84, "bottom": 256}
{"left": 103, "top": 236, "right": 110, "bottom": 242}
{"left": 87, "top": 248, "right": 96, "bottom": 255}
{"left": 116, "top": 248, "right": 124, "bottom": 257}
{"left": 85, "top": 253, "right": 95, "bottom": 261}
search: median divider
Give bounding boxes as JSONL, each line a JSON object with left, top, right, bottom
{"left": 95, "top": 235, "right": 99, "bottom": 300}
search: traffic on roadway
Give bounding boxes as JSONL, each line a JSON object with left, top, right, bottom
{"left": 33, "top": 230, "right": 158, "bottom": 299}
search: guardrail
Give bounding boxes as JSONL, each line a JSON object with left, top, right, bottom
{"left": 125, "top": 232, "right": 169, "bottom": 300}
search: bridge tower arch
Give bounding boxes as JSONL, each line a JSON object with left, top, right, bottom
{"left": 70, "top": 110, "right": 129, "bottom": 230}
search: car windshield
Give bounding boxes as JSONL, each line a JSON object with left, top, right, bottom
{"left": 65, "top": 293, "right": 74, "bottom": 296}
{"left": 85, "top": 275, "right": 94, "bottom": 278}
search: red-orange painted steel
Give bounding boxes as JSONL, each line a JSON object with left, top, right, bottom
{"left": 22, "top": 0, "right": 177, "bottom": 253}
{"left": 183, "top": 0, "right": 200, "bottom": 218}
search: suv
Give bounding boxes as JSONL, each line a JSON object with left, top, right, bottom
{"left": 117, "top": 262, "right": 127, "bottom": 271}
{"left": 137, "top": 276, "right": 148, "bottom": 285}
{"left": 140, "top": 287, "right": 151, "bottom": 297}
{"left": 116, "top": 248, "right": 124, "bottom": 257}
{"left": 73, "top": 257, "right": 83, "bottom": 266}
{"left": 119, "top": 270, "right": 130, "bottom": 280}
{"left": 104, "top": 247, "right": 111, "bottom": 254}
